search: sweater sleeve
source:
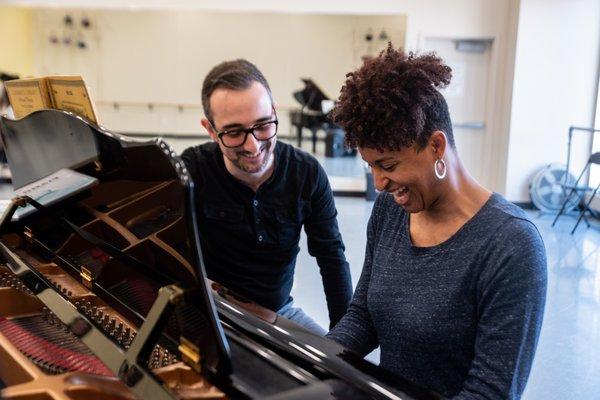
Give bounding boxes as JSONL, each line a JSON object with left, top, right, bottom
{"left": 326, "top": 194, "right": 385, "bottom": 355}
{"left": 450, "top": 218, "right": 547, "bottom": 400}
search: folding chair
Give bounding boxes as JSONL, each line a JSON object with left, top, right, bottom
{"left": 552, "top": 152, "right": 600, "bottom": 234}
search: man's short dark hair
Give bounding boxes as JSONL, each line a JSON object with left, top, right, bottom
{"left": 332, "top": 44, "right": 455, "bottom": 151}
{"left": 202, "top": 59, "right": 272, "bottom": 121}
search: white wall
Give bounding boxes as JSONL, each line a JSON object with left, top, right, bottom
{"left": 506, "top": 0, "right": 600, "bottom": 202}
{"left": 30, "top": 9, "right": 406, "bottom": 138}
{"left": 11, "top": 0, "right": 519, "bottom": 193}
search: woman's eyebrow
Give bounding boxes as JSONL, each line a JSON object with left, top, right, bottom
{"left": 373, "top": 157, "right": 397, "bottom": 165}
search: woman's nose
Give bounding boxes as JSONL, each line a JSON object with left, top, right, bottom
{"left": 372, "top": 168, "right": 389, "bottom": 191}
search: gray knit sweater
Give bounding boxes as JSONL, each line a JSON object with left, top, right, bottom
{"left": 328, "top": 193, "right": 547, "bottom": 399}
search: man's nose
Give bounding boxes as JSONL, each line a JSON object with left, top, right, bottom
{"left": 243, "top": 132, "right": 261, "bottom": 153}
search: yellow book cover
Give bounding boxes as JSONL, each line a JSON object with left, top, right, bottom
{"left": 4, "top": 77, "right": 52, "bottom": 119}
{"left": 46, "top": 75, "right": 99, "bottom": 124}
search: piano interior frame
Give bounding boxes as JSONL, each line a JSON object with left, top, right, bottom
{"left": 0, "top": 188, "right": 226, "bottom": 399}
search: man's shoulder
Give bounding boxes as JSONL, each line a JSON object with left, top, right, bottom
{"left": 276, "top": 142, "right": 325, "bottom": 185}
{"left": 277, "top": 141, "right": 320, "bottom": 168}
{"left": 181, "top": 142, "right": 220, "bottom": 165}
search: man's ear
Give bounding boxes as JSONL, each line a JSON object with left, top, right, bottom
{"left": 201, "top": 118, "right": 218, "bottom": 142}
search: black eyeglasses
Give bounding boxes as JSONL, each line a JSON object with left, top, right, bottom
{"left": 211, "top": 119, "right": 279, "bottom": 148}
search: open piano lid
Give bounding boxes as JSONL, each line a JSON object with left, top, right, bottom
{"left": 0, "top": 109, "right": 232, "bottom": 386}
{"left": 293, "top": 78, "right": 330, "bottom": 113}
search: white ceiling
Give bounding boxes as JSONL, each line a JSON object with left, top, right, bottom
{"left": 0, "top": 0, "right": 403, "bottom": 14}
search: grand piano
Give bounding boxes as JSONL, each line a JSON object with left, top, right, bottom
{"left": 0, "top": 110, "right": 441, "bottom": 400}
{"left": 290, "top": 79, "right": 334, "bottom": 154}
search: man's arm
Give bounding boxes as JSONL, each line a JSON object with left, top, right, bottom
{"left": 451, "top": 218, "right": 547, "bottom": 400}
{"left": 303, "top": 162, "right": 353, "bottom": 329}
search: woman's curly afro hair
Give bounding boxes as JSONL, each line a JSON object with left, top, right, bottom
{"left": 332, "top": 44, "right": 455, "bottom": 152}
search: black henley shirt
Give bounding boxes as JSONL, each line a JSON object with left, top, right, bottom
{"left": 181, "top": 141, "right": 352, "bottom": 327}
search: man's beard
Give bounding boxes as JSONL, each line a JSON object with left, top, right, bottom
{"left": 230, "top": 141, "right": 273, "bottom": 174}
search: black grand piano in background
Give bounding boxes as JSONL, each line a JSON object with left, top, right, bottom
{"left": 291, "top": 79, "right": 335, "bottom": 154}
{"left": 0, "top": 110, "right": 441, "bottom": 400}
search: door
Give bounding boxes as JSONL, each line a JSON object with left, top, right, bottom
{"left": 423, "top": 38, "right": 492, "bottom": 185}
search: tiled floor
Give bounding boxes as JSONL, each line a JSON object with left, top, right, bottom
{"left": 292, "top": 195, "right": 600, "bottom": 399}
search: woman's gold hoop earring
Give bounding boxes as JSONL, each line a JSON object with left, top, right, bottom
{"left": 434, "top": 158, "right": 447, "bottom": 179}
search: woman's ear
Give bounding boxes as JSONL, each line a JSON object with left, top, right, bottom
{"left": 430, "top": 131, "right": 448, "bottom": 158}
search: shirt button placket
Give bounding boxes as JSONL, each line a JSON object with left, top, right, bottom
{"left": 253, "top": 198, "right": 263, "bottom": 243}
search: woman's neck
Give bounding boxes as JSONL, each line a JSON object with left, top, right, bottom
{"left": 409, "top": 158, "right": 492, "bottom": 246}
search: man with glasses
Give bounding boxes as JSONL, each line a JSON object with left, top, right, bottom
{"left": 181, "top": 59, "right": 352, "bottom": 335}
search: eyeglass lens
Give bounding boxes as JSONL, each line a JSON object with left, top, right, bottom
{"left": 221, "top": 121, "right": 277, "bottom": 147}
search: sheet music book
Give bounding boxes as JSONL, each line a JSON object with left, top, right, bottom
{"left": 4, "top": 75, "right": 99, "bottom": 124}
{"left": 12, "top": 168, "right": 98, "bottom": 220}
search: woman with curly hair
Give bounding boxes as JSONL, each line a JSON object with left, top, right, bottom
{"left": 327, "top": 46, "right": 547, "bottom": 400}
